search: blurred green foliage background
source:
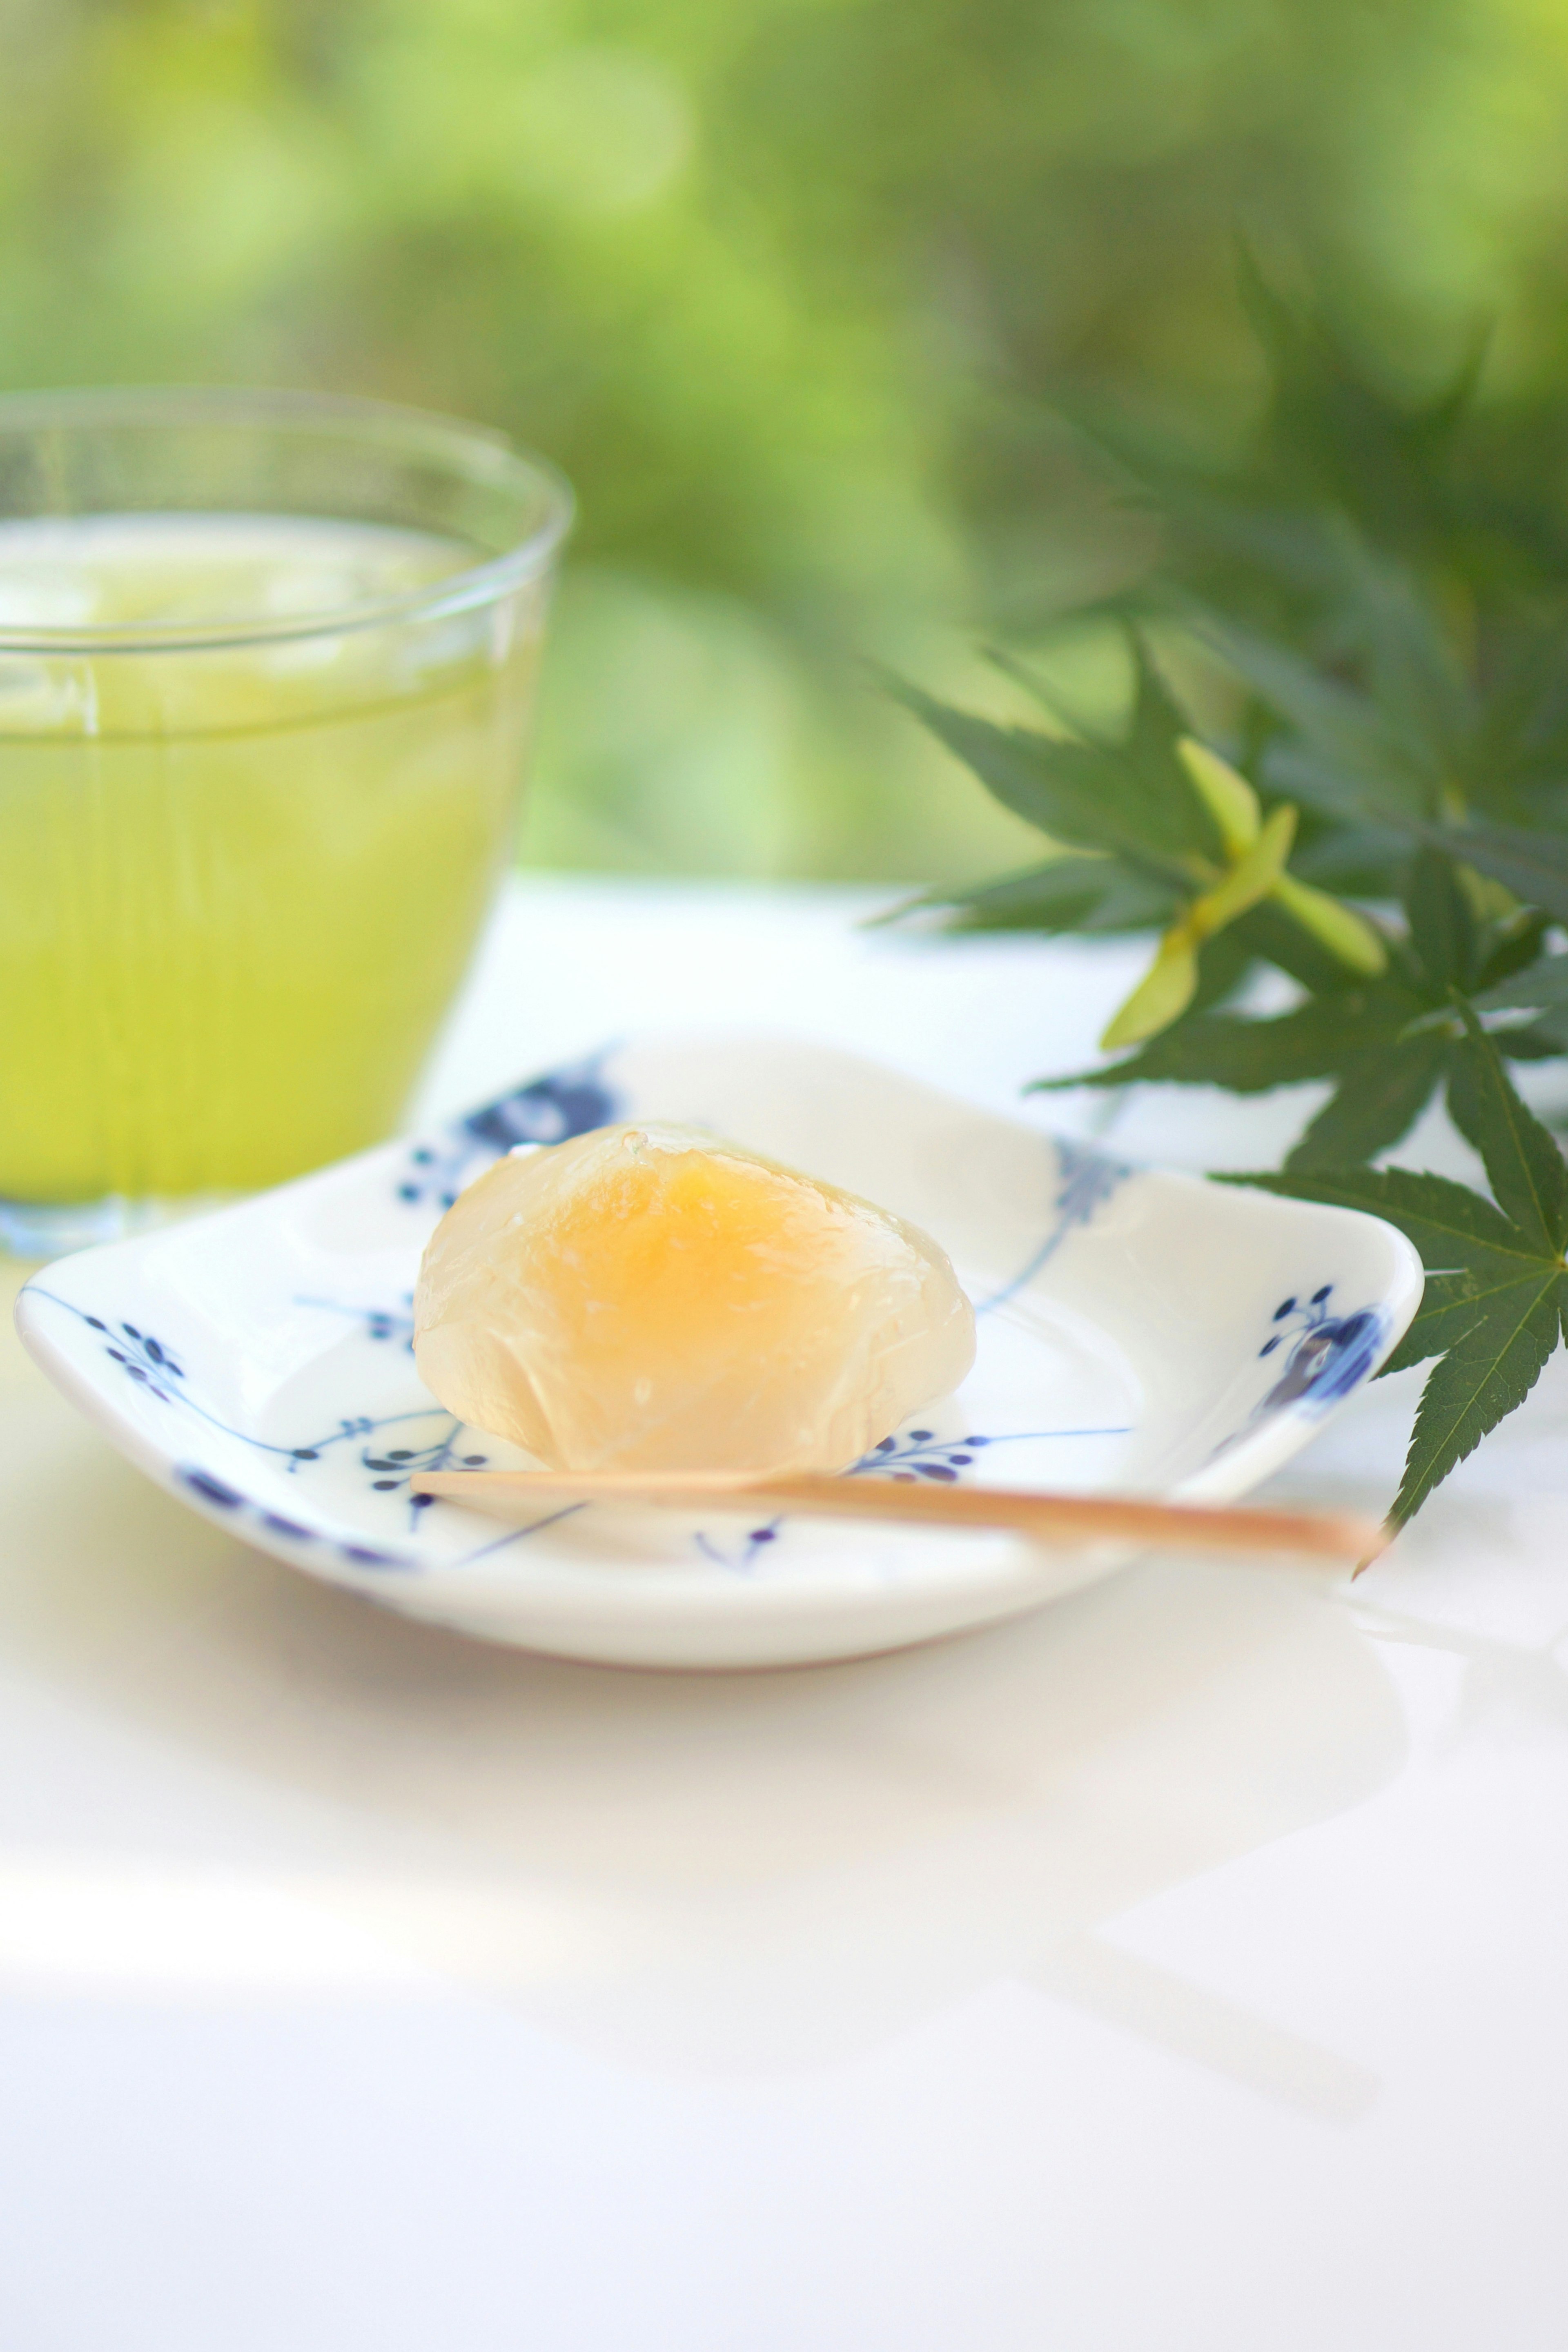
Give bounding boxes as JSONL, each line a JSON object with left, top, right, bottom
{"left": 5, "top": 0, "right": 1568, "bottom": 878}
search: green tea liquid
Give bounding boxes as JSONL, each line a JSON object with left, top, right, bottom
{"left": 0, "top": 515, "right": 540, "bottom": 1207}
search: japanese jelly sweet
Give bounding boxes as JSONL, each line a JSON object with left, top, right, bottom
{"left": 412, "top": 1122, "right": 976, "bottom": 1474}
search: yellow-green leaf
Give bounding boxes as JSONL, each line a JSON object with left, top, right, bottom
{"left": 1269, "top": 871, "right": 1388, "bottom": 974}
{"left": 1177, "top": 737, "right": 1260, "bottom": 858}
{"left": 1100, "top": 923, "right": 1200, "bottom": 1049}
{"left": 1191, "top": 803, "right": 1297, "bottom": 937}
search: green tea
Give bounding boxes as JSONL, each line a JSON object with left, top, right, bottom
{"left": 0, "top": 514, "right": 541, "bottom": 1206}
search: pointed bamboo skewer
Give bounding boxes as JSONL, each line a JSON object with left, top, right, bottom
{"left": 411, "top": 1466, "right": 1381, "bottom": 1567}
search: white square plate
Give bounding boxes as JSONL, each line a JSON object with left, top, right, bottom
{"left": 16, "top": 1036, "right": 1423, "bottom": 1667}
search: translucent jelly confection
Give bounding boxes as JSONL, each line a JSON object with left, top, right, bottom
{"left": 412, "top": 1122, "right": 976, "bottom": 1474}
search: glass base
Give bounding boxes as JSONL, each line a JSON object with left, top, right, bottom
{"left": 0, "top": 1191, "right": 240, "bottom": 1262}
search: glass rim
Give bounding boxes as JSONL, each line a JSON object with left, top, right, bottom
{"left": 0, "top": 385, "right": 574, "bottom": 655}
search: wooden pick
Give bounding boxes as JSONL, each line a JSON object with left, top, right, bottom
{"left": 411, "top": 1467, "right": 1379, "bottom": 1566}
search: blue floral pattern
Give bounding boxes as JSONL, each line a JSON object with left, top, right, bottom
{"left": 1257, "top": 1285, "right": 1386, "bottom": 1411}
{"left": 974, "top": 1137, "right": 1130, "bottom": 1316}
{"left": 850, "top": 1424, "right": 1128, "bottom": 1481}
{"left": 693, "top": 1521, "right": 783, "bottom": 1572}
{"left": 84, "top": 1316, "right": 187, "bottom": 1399}
{"left": 25, "top": 1293, "right": 499, "bottom": 1547}
{"left": 630, "top": 1423, "right": 1136, "bottom": 1572}
{"left": 395, "top": 1049, "right": 621, "bottom": 1210}
{"left": 297, "top": 1294, "right": 416, "bottom": 1351}
{"left": 1209, "top": 1283, "right": 1388, "bottom": 1461}
{"left": 171, "top": 1461, "right": 584, "bottom": 1572}
{"left": 174, "top": 1465, "right": 415, "bottom": 1569}
{"left": 25, "top": 1280, "right": 1133, "bottom": 1579}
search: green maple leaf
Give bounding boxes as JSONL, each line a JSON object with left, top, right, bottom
{"left": 1029, "top": 979, "right": 1450, "bottom": 1170}
{"left": 879, "top": 853, "right": 1177, "bottom": 937}
{"left": 1472, "top": 944, "right": 1568, "bottom": 1047}
{"left": 1232, "top": 246, "right": 1482, "bottom": 559}
{"left": 886, "top": 259, "right": 1568, "bottom": 1532}
{"left": 1090, "top": 268, "right": 1568, "bottom": 884}
{"left": 1219, "top": 1004, "right": 1568, "bottom": 1532}
{"left": 884, "top": 631, "right": 1221, "bottom": 878}
{"left": 1034, "top": 846, "right": 1556, "bottom": 1168}
{"left": 1435, "top": 822, "right": 1568, "bottom": 924}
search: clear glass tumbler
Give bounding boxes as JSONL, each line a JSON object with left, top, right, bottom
{"left": 0, "top": 388, "right": 571, "bottom": 1256}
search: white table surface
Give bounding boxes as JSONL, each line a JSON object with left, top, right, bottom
{"left": 6, "top": 875, "right": 1568, "bottom": 2351}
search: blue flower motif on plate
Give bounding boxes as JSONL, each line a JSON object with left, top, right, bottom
{"left": 974, "top": 1136, "right": 1130, "bottom": 1315}
{"left": 1258, "top": 1285, "right": 1386, "bottom": 1411}
{"left": 1210, "top": 1283, "right": 1387, "bottom": 1461}
{"left": 25, "top": 1284, "right": 1128, "bottom": 1581}
{"left": 395, "top": 1049, "right": 621, "bottom": 1210}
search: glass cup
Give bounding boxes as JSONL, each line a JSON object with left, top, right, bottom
{"left": 0, "top": 388, "right": 571, "bottom": 1256}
